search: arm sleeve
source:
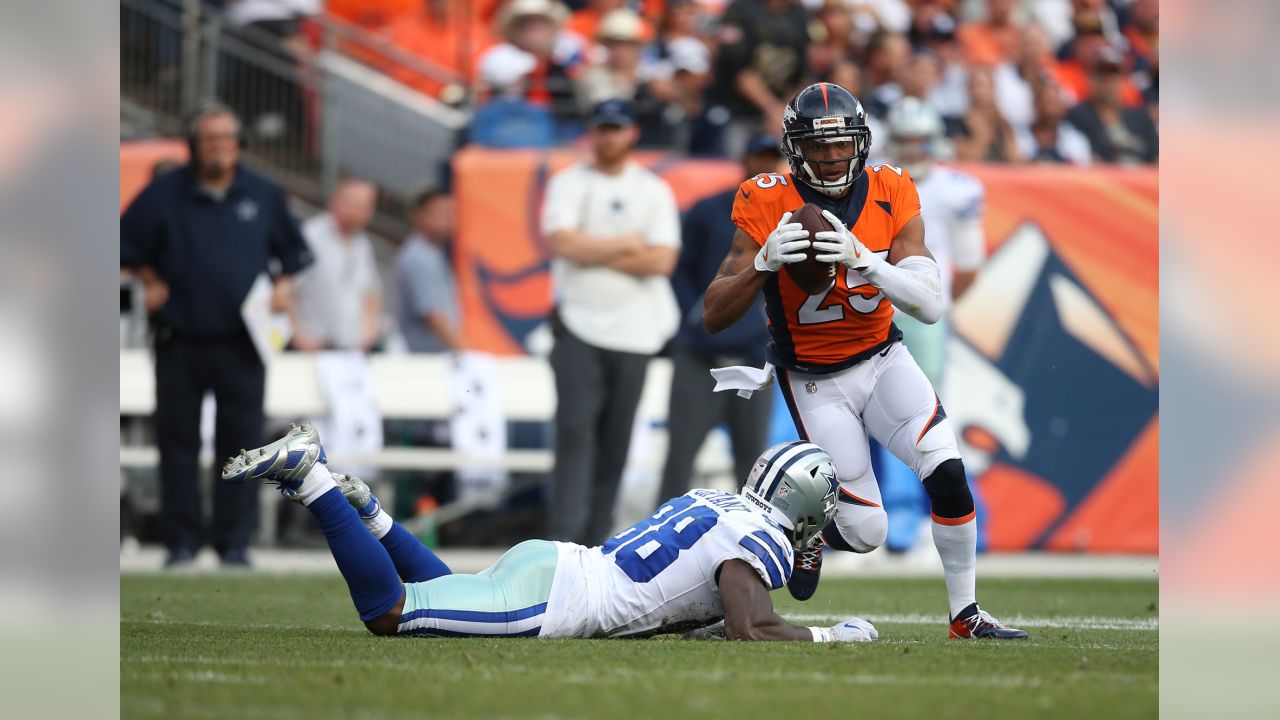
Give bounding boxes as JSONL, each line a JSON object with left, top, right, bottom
{"left": 120, "top": 184, "right": 160, "bottom": 269}
{"left": 269, "top": 187, "right": 312, "bottom": 275}
{"left": 729, "top": 180, "right": 770, "bottom": 247}
{"left": 646, "top": 179, "right": 681, "bottom": 249}
{"left": 864, "top": 254, "right": 944, "bottom": 325}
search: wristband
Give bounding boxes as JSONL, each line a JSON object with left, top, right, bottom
{"left": 809, "top": 626, "right": 832, "bottom": 643}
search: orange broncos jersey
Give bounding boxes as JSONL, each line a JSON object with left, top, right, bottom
{"left": 731, "top": 165, "right": 922, "bottom": 373}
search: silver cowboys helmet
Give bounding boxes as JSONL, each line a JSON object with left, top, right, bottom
{"left": 885, "top": 96, "right": 949, "bottom": 179}
{"left": 741, "top": 441, "right": 839, "bottom": 551}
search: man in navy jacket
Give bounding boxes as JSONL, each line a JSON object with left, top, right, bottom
{"left": 121, "top": 101, "right": 311, "bottom": 567}
{"left": 659, "top": 135, "right": 783, "bottom": 498}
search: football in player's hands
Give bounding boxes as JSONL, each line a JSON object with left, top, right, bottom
{"left": 786, "top": 203, "right": 839, "bottom": 295}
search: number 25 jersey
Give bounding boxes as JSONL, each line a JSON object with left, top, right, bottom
{"left": 541, "top": 489, "right": 794, "bottom": 638}
{"left": 731, "top": 167, "right": 922, "bottom": 373}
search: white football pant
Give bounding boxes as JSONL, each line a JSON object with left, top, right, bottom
{"left": 777, "top": 342, "right": 962, "bottom": 552}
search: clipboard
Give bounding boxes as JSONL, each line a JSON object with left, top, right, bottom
{"left": 240, "top": 273, "right": 274, "bottom": 365}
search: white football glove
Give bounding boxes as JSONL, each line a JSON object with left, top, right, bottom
{"left": 754, "top": 211, "right": 811, "bottom": 272}
{"left": 811, "top": 209, "right": 878, "bottom": 272}
{"left": 829, "top": 616, "right": 879, "bottom": 642}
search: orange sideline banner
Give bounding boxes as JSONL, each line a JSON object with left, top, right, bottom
{"left": 453, "top": 148, "right": 1157, "bottom": 553}
{"left": 120, "top": 139, "right": 188, "bottom": 211}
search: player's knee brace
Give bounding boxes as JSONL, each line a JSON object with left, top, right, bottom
{"left": 922, "top": 458, "right": 974, "bottom": 520}
{"left": 826, "top": 508, "right": 887, "bottom": 554}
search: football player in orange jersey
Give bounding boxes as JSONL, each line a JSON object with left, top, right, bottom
{"left": 702, "top": 83, "right": 1025, "bottom": 639}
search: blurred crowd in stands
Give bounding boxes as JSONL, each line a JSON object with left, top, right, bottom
{"left": 195, "top": 0, "right": 1156, "bottom": 164}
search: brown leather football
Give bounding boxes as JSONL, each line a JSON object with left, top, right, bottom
{"left": 785, "top": 203, "right": 839, "bottom": 295}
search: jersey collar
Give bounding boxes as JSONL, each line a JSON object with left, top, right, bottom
{"left": 794, "top": 170, "right": 870, "bottom": 229}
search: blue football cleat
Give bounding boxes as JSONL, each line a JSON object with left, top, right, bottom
{"left": 221, "top": 422, "right": 327, "bottom": 490}
{"left": 788, "top": 541, "right": 823, "bottom": 601}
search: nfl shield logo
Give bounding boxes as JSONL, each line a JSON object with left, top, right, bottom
{"left": 805, "top": 381, "right": 818, "bottom": 395}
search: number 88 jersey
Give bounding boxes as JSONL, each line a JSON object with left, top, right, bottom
{"left": 731, "top": 167, "right": 922, "bottom": 374}
{"left": 548, "top": 489, "right": 794, "bottom": 639}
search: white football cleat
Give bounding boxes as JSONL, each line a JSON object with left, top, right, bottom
{"left": 282, "top": 473, "right": 382, "bottom": 517}
{"left": 221, "top": 422, "right": 327, "bottom": 490}
{"left": 335, "top": 473, "right": 381, "bottom": 519}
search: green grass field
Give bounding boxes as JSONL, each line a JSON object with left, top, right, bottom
{"left": 121, "top": 573, "right": 1157, "bottom": 719}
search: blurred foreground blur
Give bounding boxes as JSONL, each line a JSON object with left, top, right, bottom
{"left": 1161, "top": 0, "right": 1280, "bottom": 717}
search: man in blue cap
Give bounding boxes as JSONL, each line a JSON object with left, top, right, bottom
{"left": 658, "top": 134, "right": 783, "bottom": 500}
{"left": 540, "top": 98, "right": 682, "bottom": 543}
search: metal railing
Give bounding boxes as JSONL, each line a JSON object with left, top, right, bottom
{"left": 120, "top": 0, "right": 188, "bottom": 131}
{"left": 120, "top": 0, "right": 469, "bottom": 239}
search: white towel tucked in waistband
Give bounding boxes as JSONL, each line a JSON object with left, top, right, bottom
{"left": 709, "top": 362, "right": 775, "bottom": 399}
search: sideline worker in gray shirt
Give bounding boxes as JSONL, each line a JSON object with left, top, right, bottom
{"left": 395, "top": 189, "right": 461, "bottom": 353}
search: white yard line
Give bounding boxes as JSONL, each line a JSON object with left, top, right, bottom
{"left": 561, "top": 667, "right": 1151, "bottom": 689}
{"left": 124, "top": 696, "right": 308, "bottom": 720}
{"left": 130, "top": 670, "right": 269, "bottom": 685}
{"left": 123, "top": 653, "right": 450, "bottom": 674}
{"left": 784, "top": 613, "right": 1158, "bottom": 630}
{"left": 122, "top": 617, "right": 363, "bottom": 633}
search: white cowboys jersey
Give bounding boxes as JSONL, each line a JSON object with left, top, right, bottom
{"left": 914, "top": 166, "right": 985, "bottom": 308}
{"left": 540, "top": 489, "right": 794, "bottom": 638}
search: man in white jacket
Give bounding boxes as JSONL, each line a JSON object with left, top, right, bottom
{"left": 540, "top": 98, "right": 681, "bottom": 544}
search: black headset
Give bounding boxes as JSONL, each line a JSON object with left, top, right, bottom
{"left": 183, "top": 98, "right": 245, "bottom": 169}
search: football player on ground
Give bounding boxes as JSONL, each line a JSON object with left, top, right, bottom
{"left": 222, "top": 423, "right": 877, "bottom": 642}
{"left": 702, "top": 82, "right": 1026, "bottom": 639}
